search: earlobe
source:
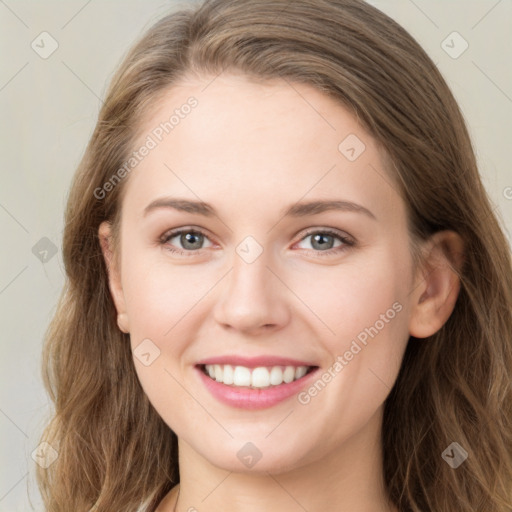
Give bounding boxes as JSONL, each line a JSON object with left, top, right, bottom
{"left": 98, "top": 221, "right": 130, "bottom": 333}
{"left": 116, "top": 313, "right": 130, "bottom": 333}
{"left": 408, "top": 230, "right": 465, "bottom": 339}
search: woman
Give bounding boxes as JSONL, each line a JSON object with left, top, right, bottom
{"left": 36, "top": 0, "right": 512, "bottom": 510}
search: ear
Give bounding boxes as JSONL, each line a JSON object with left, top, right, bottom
{"left": 408, "top": 230, "right": 465, "bottom": 338}
{"left": 98, "top": 221, "right": 130, "bottom": 333}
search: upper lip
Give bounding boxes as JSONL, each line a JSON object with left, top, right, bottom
{"left": 195, "top": 355, "right": 318, "bottom": 368}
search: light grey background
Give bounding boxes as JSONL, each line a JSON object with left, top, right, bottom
{"left": 1, "top": 1, "right": 511, "bottom": 510}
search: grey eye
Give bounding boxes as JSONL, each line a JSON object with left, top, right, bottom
{"left": 309, "top": 233, "right": 337, "bottom": 250}
{"left": 179, "top": 231, "right": 204, "bottom": 250}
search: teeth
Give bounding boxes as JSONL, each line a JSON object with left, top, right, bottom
{"left": 269, "top": 366, "right": 283, "bottom": 385}
{"left": 203, "top": 364, "right": 311, "bottom": 388}
{"left": 295, "top": 366, "right": 308, "bottom": 379}
{"left": 251, "top": 367, "right": 269, "bottom": 388}
{"left": 283, "top": 366, "right": 295, "bottom": 383}
{"left": 223, "top": 364, "right": 234, "bottom": 385}
{"left": 233, "top": 366, "right": 251, "bottom": 386}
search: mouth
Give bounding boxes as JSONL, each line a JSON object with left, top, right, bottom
{"left": 194, "top": 355, "right": 321, "bottom": 409}
{"left": 197, "top": 363, "right": 319, "bottom": 389}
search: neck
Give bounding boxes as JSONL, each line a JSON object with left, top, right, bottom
{"left": 163, "top": 408, "right": 397, "bottom": 512}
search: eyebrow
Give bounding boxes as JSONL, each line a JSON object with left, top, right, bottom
{"left": 143, "top": 197, "right": 377, "bottom": 220}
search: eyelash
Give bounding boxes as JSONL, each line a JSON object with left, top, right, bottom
{"left": 159, "top": 227, "right": 355, "bottom": 258}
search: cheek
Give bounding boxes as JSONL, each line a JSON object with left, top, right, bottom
{"left": 121, "top": 253, "right": 216, "bottom": 349}
{"left": 121, "top": 256, "right": 211, "bottom": 419}
{"left": 290, "top": 247, "right": 412, "bottom": 346}
{"left": 291, "top": 247, "right": 411, "bottom": 405}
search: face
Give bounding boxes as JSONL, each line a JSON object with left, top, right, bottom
{"left": 102, "top": 73, "right": 421, "bottom": 473}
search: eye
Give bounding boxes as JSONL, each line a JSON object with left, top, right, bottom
{"left": 159, "top": 227, "right": 355, "bottom": 257}
{"left": 294, "top": 229, "right": 355, "bottom": 256}
{"left": 160, "top": 228, "right": 213, "bottom": 256}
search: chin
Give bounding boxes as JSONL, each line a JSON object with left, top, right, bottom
{"left": 193, "top": 438, "right": 311, "bottom": 475}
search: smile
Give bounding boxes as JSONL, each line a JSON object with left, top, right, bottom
{"left": 201, "top": 364, "right": 316, "bottom": 388}
{"left": 195, "top": 359, "right": 320, "bottom": 410}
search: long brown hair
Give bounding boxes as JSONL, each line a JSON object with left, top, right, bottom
{"left": 36, "top": 0, "right": 512, "bottom": 510}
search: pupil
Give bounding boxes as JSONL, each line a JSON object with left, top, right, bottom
{"left": 182, "top": 232, "right": 202, "bottom": 249}
{"left": 312, "top": 233, "right": 333, "bottom": 250}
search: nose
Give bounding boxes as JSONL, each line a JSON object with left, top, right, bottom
{"left": 212, "top": 246, "right": 290, "bottom": 335}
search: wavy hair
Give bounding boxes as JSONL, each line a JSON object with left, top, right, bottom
{"left": 36, "top": 0, "right": 512, "bottom": 510}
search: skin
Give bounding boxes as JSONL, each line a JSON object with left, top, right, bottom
{"left": 99, "top": 73, "right": 464, "bottom": 512}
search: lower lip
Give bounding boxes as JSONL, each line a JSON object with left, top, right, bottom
{"left": 196, "top": 366, "right": 319, "bottom": 410}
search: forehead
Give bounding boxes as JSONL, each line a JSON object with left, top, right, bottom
{"left": 123, "top": 73, "right": 404, "bottom": 225}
